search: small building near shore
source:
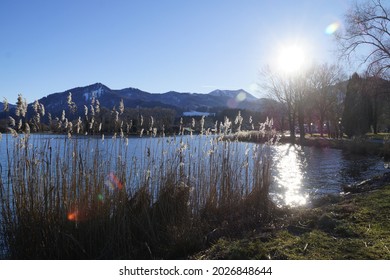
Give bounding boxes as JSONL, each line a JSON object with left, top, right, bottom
{"left": 182, "top": 111, "right": 216, "bottom": 117}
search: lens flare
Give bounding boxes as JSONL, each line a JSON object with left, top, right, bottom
{"left": 97, "top": 193, "right": 104, "bottom": 201}
{"left": 105, "top": 172, "right": 123, "bottom": 190}
{"left": 227, "top": 98, "right": 238, "bottom": 108}
{"left": 325, "top": 22, "right": 340, "bottom": 35}
{"left": 67, "top": 203, "right": 89, "bottom": 222}
{"left": 67, "top": 210, "right": 79, "bottom": 221}
{"left": 236, "top": 91, "right": 247, "bottom": 102}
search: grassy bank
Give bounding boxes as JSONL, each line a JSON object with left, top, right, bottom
{"left": 195, "top": 183, "right": 390, "bottom": 260}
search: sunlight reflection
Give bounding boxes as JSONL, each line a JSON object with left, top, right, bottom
{"left": 272, "top": 145, "right": 308, "bottom": 206}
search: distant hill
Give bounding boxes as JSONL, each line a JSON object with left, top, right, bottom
{"left": 32, "top": 83, "right": 268, "bottom": 119}
{"left": 0, "top": 83, "right": 278, "bottom": 130}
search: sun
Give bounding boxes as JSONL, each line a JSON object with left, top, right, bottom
{"left": 277, "top": 45, "right": 305, "bottom": 74}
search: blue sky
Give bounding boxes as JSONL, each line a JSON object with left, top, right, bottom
{"left": 1, "top": 0, "right": 355, "bottom": 103}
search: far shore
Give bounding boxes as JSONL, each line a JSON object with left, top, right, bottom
{"left": 227, "top": 131, "right": 390, "bottom": 158}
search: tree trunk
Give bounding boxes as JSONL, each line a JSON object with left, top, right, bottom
{"left": 288, "top": 108, "right": 296, "bottom": 143}
{"left": 372, "top": 95, "right": 378, "bottom": 134}
{"left": 298, "top": 103, "right": 305, "bottom": 142}
{"left": 319, "top": 115, "right": 324, "bottom": 137}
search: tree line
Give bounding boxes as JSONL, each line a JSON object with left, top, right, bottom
{"left": 262, "top": 0, "right": 390, "bottom": 141}
{"left": 262, "top": 64, "right": 390, "bottom": 141}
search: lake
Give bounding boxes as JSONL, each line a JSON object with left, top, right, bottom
{"left": 271, "top": 144, "right": 386, "bottom": 206}
{"left": 0, "top": 133, "right": 386, "bottom": 207}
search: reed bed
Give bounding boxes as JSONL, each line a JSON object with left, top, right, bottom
{"left": 0, "top": 96, "right": 275, "bottom": 259}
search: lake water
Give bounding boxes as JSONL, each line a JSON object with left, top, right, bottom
{"left": 0, "top": 133, "right": 386, "bottom": 207}
{"left": 270, "top": 144, "right": 386, "bottom": 206}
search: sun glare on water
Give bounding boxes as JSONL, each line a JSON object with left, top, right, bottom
{"left": 277, "top": 45, "right": 306, "bottom": 73}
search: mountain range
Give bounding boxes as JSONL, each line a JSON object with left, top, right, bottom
{"left": 3, "top": 83, "right": 269, "bottom": 119}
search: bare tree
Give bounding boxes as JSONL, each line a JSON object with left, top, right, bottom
{"left": 261, "top": 66, "right": 311, "bottom": 142}
{"left": 336, "top": 0, "right": 390, "bottom": 76}
{"left": 310, "top": 63, "right": 345, "bottom": 137}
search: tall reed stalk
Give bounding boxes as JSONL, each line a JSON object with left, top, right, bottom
{"left": 0, "top": 96, "right": 275, "bottom": 259}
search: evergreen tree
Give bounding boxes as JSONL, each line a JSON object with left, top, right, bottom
{"left": 342, "top": 73, "right": 373, "bottom": 137}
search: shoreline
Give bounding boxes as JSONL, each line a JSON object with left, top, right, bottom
{"left": 194, "top": 171, "right": 390, "bottom": 260}
{"left": 194, "top": 132, "right": 390, "bottom": 259}
{"left": 229, "top": 131, "right": 390, "bottom": 158}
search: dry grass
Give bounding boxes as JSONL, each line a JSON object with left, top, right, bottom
{"left": 0, "top": 96, "right": 274, "bottom": 259}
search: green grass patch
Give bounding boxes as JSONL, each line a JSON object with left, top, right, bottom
{"left": 196, "top": 185, "right": 390, "bottom": 260}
